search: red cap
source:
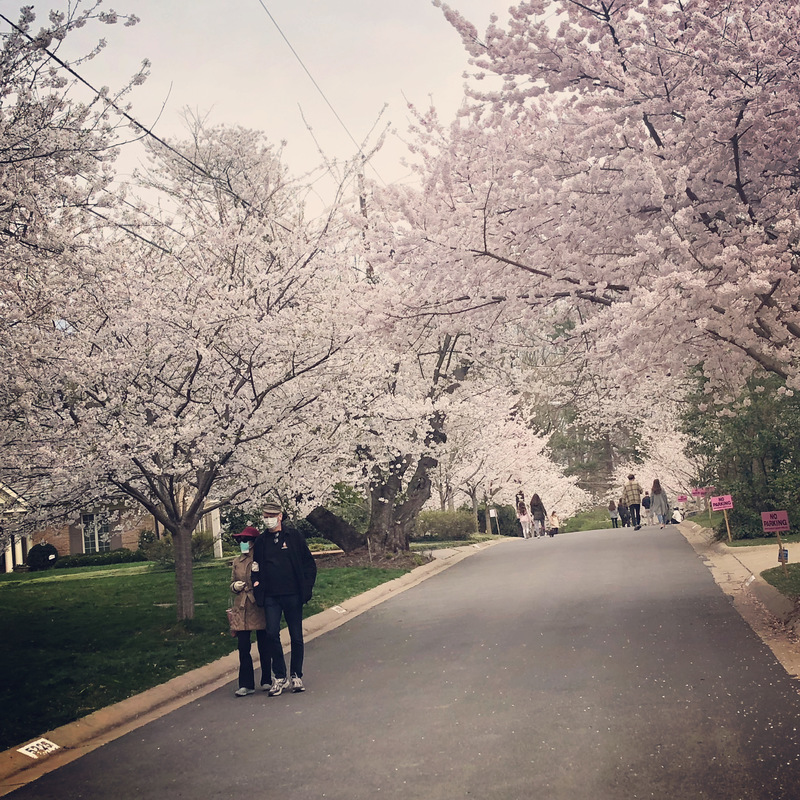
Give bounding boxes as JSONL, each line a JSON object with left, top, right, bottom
{"left": 233, "top": 526, "right": 260, "bottom": 540}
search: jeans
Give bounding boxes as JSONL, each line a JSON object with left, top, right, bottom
{"left": 264, "top": 593, "right": 305, "bottom": 679}
{"left": 611, "top": 517, "right": 619, "bottom": 528}
{"left": 629, "top": 503, "right": 641, "bottom": 527}
{"left": 236, "top": 629, "right": 270, "bottom": 690}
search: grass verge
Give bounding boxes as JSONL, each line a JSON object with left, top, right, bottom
{"left": 409, "top": 534, "right": 496, "bottom": 551}
{"left": 761, "top": 563, "right": 800, "bottom": 601}
{"left": 0, "top": 559, "right": 408, "bottom": 751}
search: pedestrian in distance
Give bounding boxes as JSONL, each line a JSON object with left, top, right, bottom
{"left": 642, "top": 491, "right": 654, "bottom": 526}
{"left": 650, "top": 479, "right": 670, "bottom": 528}
{"left": 622, "top": 474, "right": 644, "bottom": 529}
{"left": 516, "top": 497, "right": 532, "bottom": 539}
{"left": 252, "top": 500, "right": 318, "bottom": 695}
{"left": 618, "top": 498, "right": 631, "bottom": 527}
{"left": 608, "top": 500, "right": 620, "bottom": 528}
{"left": 548, "top": 511, "right": 560, "bottom": 537}
{"left": 529, "top": 493, "right": 548, "bottom": 538}
{"left": 228, "top": 526, "right": 270, "bottom": 697}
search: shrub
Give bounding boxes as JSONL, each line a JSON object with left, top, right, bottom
{"left": 141, "top": 535, "right": 174, "bottom": 567}
{"left": 55, "top": 548, "right": 148, "bottom": 569}
{"left": 26, "top": 542, "right": 59, "bottom": 571}
{"left": 138, "top": 528, "right": 157, "bottom": 550}
{"left": 140, "top": 531, "right": 215, "bottom": 569}
{"left": 477, "top": 504, "right": 519, "bottom": 537}
{"left": 306, "top": 537, "right": 340, "bottom": 551}
{"left": 192, "top": 531, "right": 214, "bottom": 561}
{"left": 414, "top": 510, "right": 476, "bottom": 541}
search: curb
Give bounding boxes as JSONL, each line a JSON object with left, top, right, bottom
{"left": 679, "top": 520, "right": 796, "bottom": 623}
{"left": 0, "top": 539, "right": 501, "bottom": 796}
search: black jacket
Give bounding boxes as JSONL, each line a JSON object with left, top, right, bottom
{"left": 251, "top": 523, "right": 317, "bottom": 606}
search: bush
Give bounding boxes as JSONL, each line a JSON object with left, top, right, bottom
{"left": 192, "top": 531, "right": 214, "bottom": 561}
{"left": 26, "top": 542, "right": 59, "bottom": 571}
{"left": 414, "top": 510, "right": 476, "bottom": 541}
{"left": 306, "top": 537, "right": 340, "bottom": 552}
{"left": 477, "top": 504, "right": 520, "bottom": 537}
{"left": 55, "top": 548, "right": 148, "bottom": 569}
{"left": 140, "top": 532, "right": 215, "bottom": 569}
{"left": 138, "top": 528, "right": 157, "bottom": 551}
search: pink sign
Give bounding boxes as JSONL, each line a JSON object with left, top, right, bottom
{"left": 676, "top": 495, "right": 688, "bottom": 503}
{"left": 761, "top": 511, "right": 790, "bottom": 533}
{"left": 710, "top": 494, "right": 734, "bottom": 511}
{"left": 691, "top": 488, "right": 706, "bottom": 497}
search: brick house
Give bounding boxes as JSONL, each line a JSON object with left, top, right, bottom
{"left": 1, "top": 484, "right": 222, "bottom": 572}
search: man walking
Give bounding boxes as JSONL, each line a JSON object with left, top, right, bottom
{"left": 622, "top": 474, "right": 644, "bottom": 530}
{"left": 251, "top": 500, "right": 317, "bottom": 695}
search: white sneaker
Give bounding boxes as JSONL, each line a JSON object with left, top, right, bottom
{"left": 290, "top": 675, "right": 305, "bottom": 693}
{"left": 234, "top": 687, "right": 254, "bottom": 697}
{"left": 268, "top": 676, "right": 289, "bottom": 697}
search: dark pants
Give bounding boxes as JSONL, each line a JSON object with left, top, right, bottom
{"left": 611, "top": 517, "right": 619, "bottom": 528}
{"left": 629, "top": 503, "right": 641, "bottom": 527}
{"left": 236, "top": 629, "right": 270, "bottom": 690}
{"left": 264, "top": 593, "right": 304, "bottom": 679}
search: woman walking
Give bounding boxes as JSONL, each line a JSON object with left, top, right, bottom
{"left": 530, "top": 494, "right": 548, "bottom": 538}
{"left": 650, "top": 479, "right": 670, "bottom": 528}
{"left": 608, "top": 500, "right": 620, "bottom": 528}
{"left": 228, "top": 526, "right": 271, "bottom": 696}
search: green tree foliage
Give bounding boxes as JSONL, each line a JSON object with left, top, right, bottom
{"left": 682, "top": 376, "right": 800, "bottom": 539}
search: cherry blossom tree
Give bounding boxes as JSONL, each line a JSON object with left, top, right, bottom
{"left": 1, "top": 118, "right": 364, "bottom": 619}
{"left": 369, "top": 0, "right": 800, "bottom": 403}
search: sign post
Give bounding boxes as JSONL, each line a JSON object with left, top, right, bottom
{"left": 710, "top": 495, "right": 734, "bottom": 543}
{"left": 762, "top": 511, "right": 791, "bottom": 579}
{"left": 691, "top": 487, "right": 709, "bottom": 520}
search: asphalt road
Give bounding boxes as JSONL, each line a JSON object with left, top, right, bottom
{"left": 11, "top": 527, "right": 800, "bottom": 799}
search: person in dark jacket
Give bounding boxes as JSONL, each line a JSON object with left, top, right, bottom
{"left": 251, "top": 500, "right": 317, "bottom": 695}
{"left": 529, "top": 493, "right": 548, "bottom": 538}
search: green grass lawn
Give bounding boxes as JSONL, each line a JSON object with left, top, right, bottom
{"left": 562, "top": 507, "right": 613, "bottom": 532}
{"left": 761, "top": 563, "right": 800, "bottom": 600}
{"left": 0, "top": 559, "right": 408, "bottom": 751}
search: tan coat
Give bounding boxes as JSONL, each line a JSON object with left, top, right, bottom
{"left": 228, "top": 552, "right": 267, "bottom": 632}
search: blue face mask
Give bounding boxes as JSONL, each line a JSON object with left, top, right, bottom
{"left": 239, "top": 541, "right": 250, "bottom": 554}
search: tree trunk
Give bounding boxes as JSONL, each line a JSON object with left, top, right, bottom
{"left": 173, "top": 523, "right": 195, "bottom": 621}
{"left": 306, "top": 506, "right": 366, "bottom": 553}
{"left": 392, "top": 455, "right": 437, "bottom": 550}
{"left": 468, "top": 489, "right": 479, "bottom": 532}
{"left": 366, "top": 457, "right": 407, "bottom": 552}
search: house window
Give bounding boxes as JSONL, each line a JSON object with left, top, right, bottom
{"left": 82, "top": 514, "right": 110, "bottom": 554}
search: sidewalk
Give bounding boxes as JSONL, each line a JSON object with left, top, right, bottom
{"left": 0, "top": 540, "right": 500, "bottom": 797}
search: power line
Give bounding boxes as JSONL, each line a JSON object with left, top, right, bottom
{"left": 253, "top": 0, "right": 385, "bottom": 186}
{"left": 254, "top": 0, "right": 364, "bottom": 155}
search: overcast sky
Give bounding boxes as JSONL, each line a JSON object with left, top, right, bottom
{"left": 21, "top": 1, "right": 516, "bottom": 203}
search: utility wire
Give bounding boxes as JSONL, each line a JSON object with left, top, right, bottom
{"left": 0, "top": 12, "right": 254, "bottom": 212}
{"left": 254, "top": 0, "right": 386, "bottom": 186}
{"left": 254, "top": 0, "right": 364, "bottom": 156}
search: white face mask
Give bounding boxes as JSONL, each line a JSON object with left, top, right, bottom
{"left": 239, "top": 541, "right": 250, "bottom": 553}
{"left": 264, "top": 516, "right": 280, "bottom": 530}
